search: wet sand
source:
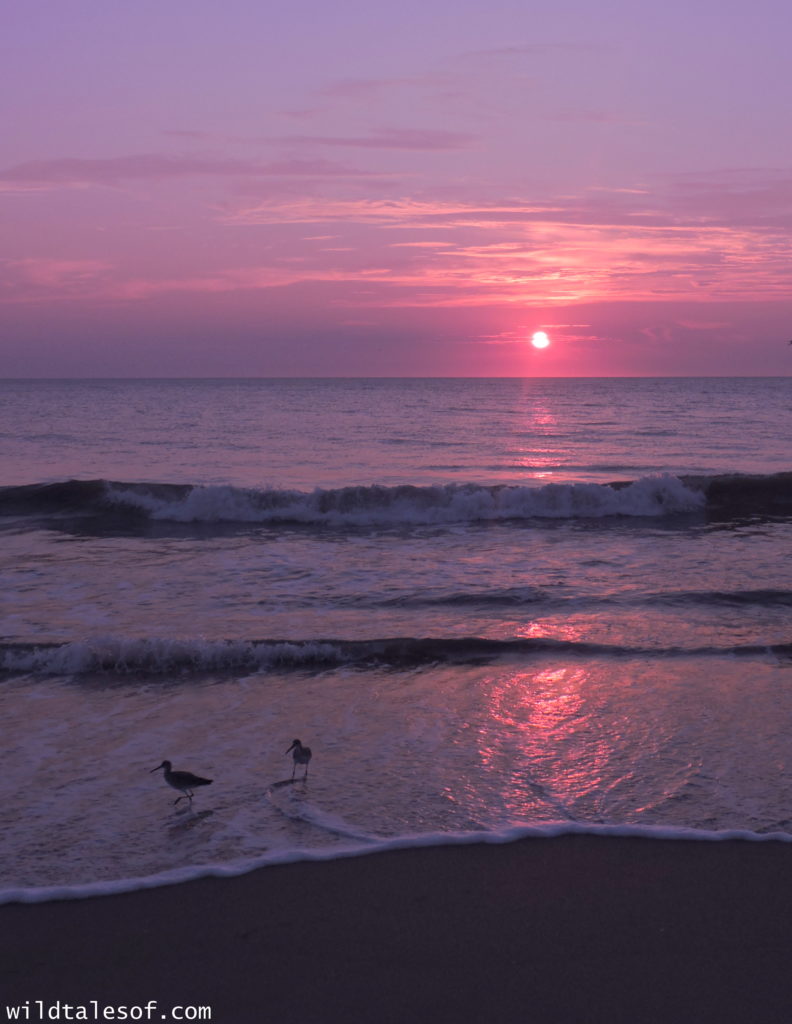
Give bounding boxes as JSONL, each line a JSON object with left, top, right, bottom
{"left": 3, "top": 834, "right": 792, "bottom": 1023}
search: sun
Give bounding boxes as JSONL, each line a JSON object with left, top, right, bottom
{"left": 531, "top": 331, "right": 551, "bottom": 349}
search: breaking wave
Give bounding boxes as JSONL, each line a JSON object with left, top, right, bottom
{"left": 102, "top": 475, "right": 707, "bottom": 523}
{"left": 3, "top": 635, "right": 790, "bottom": 678}
{"left": 0, "top": 473, "right": 774, "bottom": 524}
{"left": 1, "top": 473, "right": 788, "bottom": 535}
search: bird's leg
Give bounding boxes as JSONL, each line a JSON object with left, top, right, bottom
{"left": 174, "top": 795, "right": 183, "bottom": 805}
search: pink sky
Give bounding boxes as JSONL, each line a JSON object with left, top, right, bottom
{"left": 3, "top": 0, "right": 792, "bottom": 376}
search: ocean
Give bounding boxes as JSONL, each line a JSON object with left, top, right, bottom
{"left": 1, "top": 377, "right": 791, "bottom": 902}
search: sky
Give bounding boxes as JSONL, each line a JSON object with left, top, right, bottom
{"left": 3, "top": 0, "right": 792, "bottom": 376}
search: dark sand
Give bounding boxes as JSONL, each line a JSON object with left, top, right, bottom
{"left": 3, "top": 835, "right": 792, "bottom": 1024}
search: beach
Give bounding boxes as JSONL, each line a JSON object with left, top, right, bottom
{"left": 3, "top": 379, "right": 792, "bottom": 1022}
{"left": 4, "top": 834, "right": 792, "bottom": 1024}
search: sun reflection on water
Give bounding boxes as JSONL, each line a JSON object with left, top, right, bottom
{"left": 474, "top": 665, "right": 616, "bottom": 822}
{"left": 504, "top": 390, "right": 564, "bottom": 479}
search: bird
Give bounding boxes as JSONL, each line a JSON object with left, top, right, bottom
{"left": 286, "top": 739, "right": 312, "bottom": 780}
{"left": 150, "top": 760, "right": 213, "bottom": 805}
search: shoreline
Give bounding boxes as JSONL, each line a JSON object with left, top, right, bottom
{"left": 5, "top": 820, "right": 792, "bottom": 905}
{"left": 4, "top": 834, "right": 792, "bottom": 1023}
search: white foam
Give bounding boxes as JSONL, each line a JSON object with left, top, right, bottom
{"left": 0, "top": 637, "right": 342, "bottom": 675}
{"left": 3, "top": 821, "right": 790, "bottom": 905}
{"left": 105, "top": 475, "right": 706, "bottom": 527}
{"left": 266, "top": 785, "right": 379, "bottom": 842}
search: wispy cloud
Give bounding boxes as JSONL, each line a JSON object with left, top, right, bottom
{"left": 276, "top": 128, "right": 476, "bottom": 151}
{"left": 664, "top": 169, "right": 792, "bottom": 228}
{"left": 0, "top": 154, "right": 383, "bottom": 190}
{"left": 0, "top": 258, "right": 114, "bottom": 300}
{"left": 222, "top": 177, "right": 792, "bottom": 306}
{"left": 5, "top": 156, "right": 791, "bottom": 313}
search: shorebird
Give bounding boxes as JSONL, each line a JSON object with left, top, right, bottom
{"left": 286, "top": 739, "right": 312, "bottom": 780}
{"left": 150, "top": 760, "right": 213, "bottom": 805}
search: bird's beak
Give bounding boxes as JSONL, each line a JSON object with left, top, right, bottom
{"left": 150, "top": 765, "right": 162, "bottom": 773}
{"left": 286, "top": 743, "right": 295, "bottom": 753}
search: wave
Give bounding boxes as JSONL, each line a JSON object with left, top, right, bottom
{"left": 4, "top": 821, "right": 792, "bottom": 905}
{"left": 646, "top": 588, "right": 792, "bottom": 608}
{"left": 3, "top": 635, "right": 789, "bottom": 677}
{"left": 0, "top": 475, "right": 702, "bottom": 527}
{"left": 1, "top": 472, "right": 790, "bottom": 533}
{"left": 377, "top": 586, "right": 792, "bottom": 610}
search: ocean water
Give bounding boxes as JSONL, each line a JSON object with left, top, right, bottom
{"left": 1, "top": 377, "right": 791, "bottom": 901}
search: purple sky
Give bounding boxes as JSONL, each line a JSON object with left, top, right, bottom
{"left": 3, "top": 0, "right": 792, "bottom": 376}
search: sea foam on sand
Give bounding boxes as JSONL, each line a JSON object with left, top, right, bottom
{"left": 3, "top": 821, "right": 791, "bottom": 905}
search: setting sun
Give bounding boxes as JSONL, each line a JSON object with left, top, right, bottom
{"left": 531, "top": 331, "right": 551, "bottom": 349}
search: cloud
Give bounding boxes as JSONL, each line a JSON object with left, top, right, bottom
{"left": 221, "top": 179, "right": 792, "bottom": 307}
{"left": 276, "top": 128, "right": 477, "bottom": 151}
{"left": 5, "top": 158, "right": 791, "bottom": 314}
{"left": 0, "top": 258, "right": 114, "bottom": 300}
{"left": 0, "top": 154, "right": 383, "bottom": 190}
{"left": 256, "top": 159, "right": 383, "bottom": 178}
{"left": 664, "top": 169, "right": 792, "bottom": 229}
{"left": 314, "top": 71, "right": 475, "bottom": 112}
{"left": 674, "top": 318, "right": 731, "bottom": 330}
